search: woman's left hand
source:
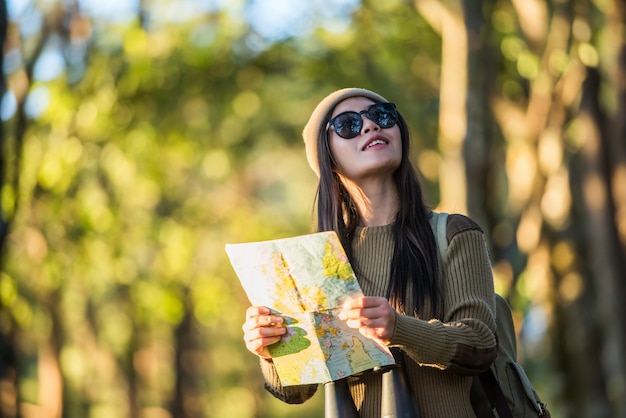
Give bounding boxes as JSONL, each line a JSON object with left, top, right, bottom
{"left": 339, "top": 296, "right": 396, "bottom": 344}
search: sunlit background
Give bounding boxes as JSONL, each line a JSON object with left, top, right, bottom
{"left": 1, "top": 0, "right": 625, "bottom": 417}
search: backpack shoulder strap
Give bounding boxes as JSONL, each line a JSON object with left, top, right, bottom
{"left": 480, "top": 296, "right": 515, "bottom": 417}
{"left": 429, "top": 211, "right": 449, "bottom": 268}
{"left": 479, "top": 358, "right": 514, "bottom": 418}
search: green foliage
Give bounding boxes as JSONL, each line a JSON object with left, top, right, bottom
{"left": 14, "top": 0, "right": 612, "bottom": 413}
{"left": 0, "top": 1, "right": 442, "bottom": 417}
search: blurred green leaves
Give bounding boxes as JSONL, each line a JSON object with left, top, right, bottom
{"left": 7, "top": 1, "right": 606, "bottom": 418}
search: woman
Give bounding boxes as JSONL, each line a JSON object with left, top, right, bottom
{"left": 242, "top": 88, "right": 497, "bottom": 417}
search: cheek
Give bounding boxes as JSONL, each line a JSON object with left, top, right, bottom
{"left": 391, "top": 126, "right": 402, "bottom": 142}
{"left": 328, "top": 138, "right": 349, "bottom": 166}
{"left": 391, "top": 127, "right": 403, "bottom": 154}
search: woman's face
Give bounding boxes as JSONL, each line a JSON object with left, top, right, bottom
{"left": 327, "top": 97, "right": 402, "bottom": 182}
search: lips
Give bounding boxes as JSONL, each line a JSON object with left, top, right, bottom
{"left": 362, "top": 135, "right": 389, "bottom": 150}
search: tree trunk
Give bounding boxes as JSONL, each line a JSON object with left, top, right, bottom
{"left": 171, "top": 294, "right": 204, "bottom": 418}
{"left": 0, "top": 0, "right": 20, "bottom": 415}
{"left": 462, "top": 0, "right": 494, "bottom": 233}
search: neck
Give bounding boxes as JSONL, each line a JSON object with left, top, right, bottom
{"left": 340, "top": 176, "right": 399, "bottom": 227}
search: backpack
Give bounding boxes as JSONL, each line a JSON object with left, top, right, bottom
{"left": 430, "top": 212, "right": 550, "bottom": 418}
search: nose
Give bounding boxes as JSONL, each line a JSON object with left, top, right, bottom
{"left": 361, "top": 114, "right": 380, "bottom": 135}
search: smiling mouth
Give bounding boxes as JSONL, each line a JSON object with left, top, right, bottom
{"left": 363, "top": 137, "right": 389, "bottom": 150}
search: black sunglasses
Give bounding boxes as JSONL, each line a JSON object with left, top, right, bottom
{"left": 327, "top": 102, "right": 398, "bottom": 139}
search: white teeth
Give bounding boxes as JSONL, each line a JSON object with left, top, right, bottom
{"left": 367, "top": 139, "right": 386, "bottom": 148}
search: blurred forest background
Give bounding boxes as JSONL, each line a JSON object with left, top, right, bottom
{"left": 0, "top": 0, "right": 624, "bottom": 417}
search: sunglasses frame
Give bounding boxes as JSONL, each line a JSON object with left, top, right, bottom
{"left": 327, "top": 102, "right": 398, "bottom": 139}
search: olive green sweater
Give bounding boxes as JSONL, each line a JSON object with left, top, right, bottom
{"left": 259, "top": 213, "right": 497, "bottom": 417}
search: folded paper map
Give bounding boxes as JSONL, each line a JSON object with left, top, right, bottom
{"left": 225, "top": 231, "right": 395, "bottom": 386}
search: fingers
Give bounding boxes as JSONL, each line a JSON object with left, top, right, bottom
{"left": 242, "top": 306, "right": 286, "bottom": 358}
{"left": 339, "top": 296, "right": 396, "bottom": 342}
{"left": 242, "top": 313, "right": 284, "bottom": 332}
{"left": 245, "top": 305, "right": 270, "bottom": 318}
{"left": 339, "top": 296, "right": 390, "bottom": 321}
{"left": 244, "top": 329, "right": 286, "bottom": 358}
{"left": 341, "top": 296, "right": 383, "bottom": 310}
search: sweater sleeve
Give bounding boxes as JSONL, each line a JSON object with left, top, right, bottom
{"left": 259, "top": 358, "right": 319, "bottom": 403}
{"left": 388, "top": 224, "right": 497, "bottom": 375}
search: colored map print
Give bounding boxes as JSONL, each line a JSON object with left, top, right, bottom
{"left": 226, "top": 231, "right": 395, "bottom": 386}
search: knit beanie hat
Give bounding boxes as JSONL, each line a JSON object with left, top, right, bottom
{"left": 302, "top": 87, "right": 389, "bottom": 176}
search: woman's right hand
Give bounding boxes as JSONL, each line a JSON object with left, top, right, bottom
{"left": 242, "top": 306, "right": 286, "bottom": 359}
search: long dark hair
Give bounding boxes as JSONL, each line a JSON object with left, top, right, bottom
{"left": 314, "top": 102, "right": 438, "bottom": 316}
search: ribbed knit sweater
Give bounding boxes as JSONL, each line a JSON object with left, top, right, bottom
{"left": 259, "top": 213, "right": 497, "bottom": 417}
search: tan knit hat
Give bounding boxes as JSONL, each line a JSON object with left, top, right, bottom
{"left": 302, "top": 87, "right": 389, "bottom": 176}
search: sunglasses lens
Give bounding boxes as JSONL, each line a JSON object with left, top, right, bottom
{"left": 332, "top": 113, "right": 362, "bottom": 139}
{"left": 369, "top": 103, "right": 397, "bottom": 128}
{"left": 328, "top": 103, "right": 398, "bottom": 139}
